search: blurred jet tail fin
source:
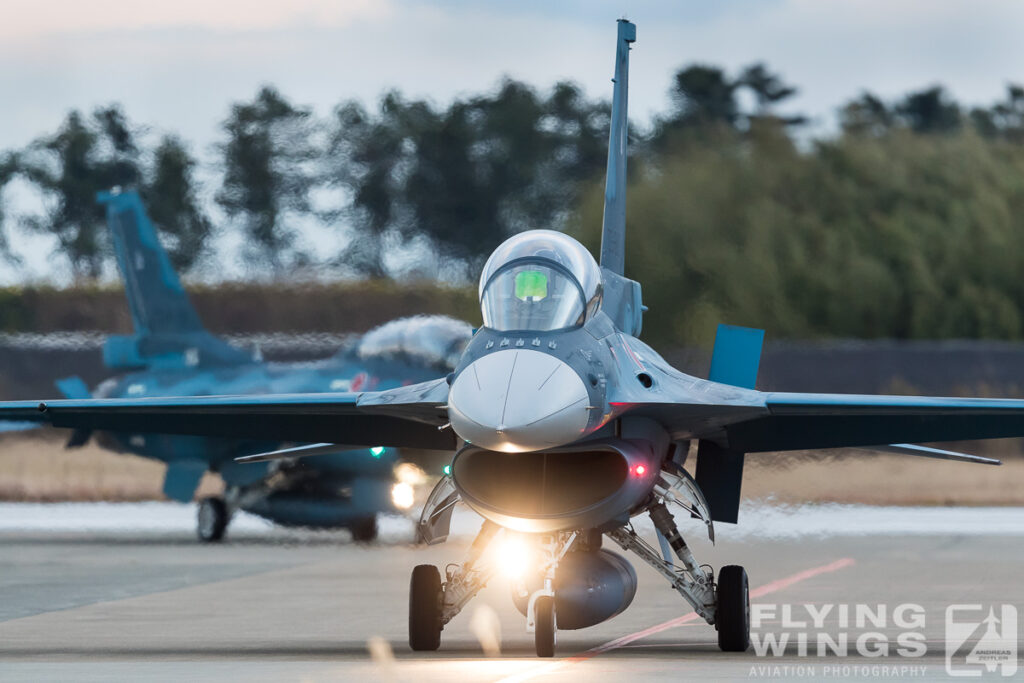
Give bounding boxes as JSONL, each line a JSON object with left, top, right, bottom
{"left": 98, "top": 190, "right": 250, "bottom": 370}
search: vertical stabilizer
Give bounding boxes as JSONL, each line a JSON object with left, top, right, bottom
{"left": 98, "top": 190, "right": 204, "bottom": 336}
{"left": 599, "top": 19, "right": 636, "bottom": 275}
{"left": 97, "top": 190, "right": 250, "bottom": 369}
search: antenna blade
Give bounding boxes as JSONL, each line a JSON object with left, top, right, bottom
{"left": 599, "top": 19, "right": 636, "bottom": 275}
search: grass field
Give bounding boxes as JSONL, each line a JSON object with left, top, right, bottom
{"left": 2, "top": 429, "right": 1022, "bottom": 506}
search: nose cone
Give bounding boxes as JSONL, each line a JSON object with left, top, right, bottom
{"left": 448, "top": 349, "right": 590, "bottom": 452}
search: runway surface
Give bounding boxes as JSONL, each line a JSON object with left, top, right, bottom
{"left": 1, "top": 504, "right": 1021, "bottom": 681}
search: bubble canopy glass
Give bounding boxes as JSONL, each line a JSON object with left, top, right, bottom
{"left": 479, "top": 231, "right": 602, "bottom": 332}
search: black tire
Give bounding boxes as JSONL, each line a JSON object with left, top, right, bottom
{"left": 197, "top": 497, "right": 229, "bottom": 543}
{"left": 409, "top": 564, "right": 442, "bottom": 651}
{"left": 534, "top": 595, "right": 556, "bottom": 658}
{"left": 716, "top": 565, "right": 750, "bottom": 652}
{"left": 349, "top": 516, "right": 378, "bottom": 543}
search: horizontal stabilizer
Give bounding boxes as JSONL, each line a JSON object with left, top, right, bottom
{"left": 0, "top": 421, "right": 40, "bottom": 434}
{"left": 867, "top": 443, "right": 1001, "bottom": 466}
{"left": 55, "top": 376, "right": 91, "bottom": 400}
{"left": 163, "top": 461, "right": 207, "bottom": 502}
{"left": 236, "top": 442, "right": 362, "bottom": 464}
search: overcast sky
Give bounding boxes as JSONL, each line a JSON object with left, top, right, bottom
{"left": 3, "top": 0, "right": 1024, "bottom": 282}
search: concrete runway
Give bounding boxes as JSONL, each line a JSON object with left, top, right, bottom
{"left": 0, "top": 506, "right": 1022, "bottom": 681}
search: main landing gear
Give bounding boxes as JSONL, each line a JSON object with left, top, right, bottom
{"left": 716, "top": 565, "right": 751, "bottom": 652}
{"left": 349, "top": 516, "right": 379, "bottom": 543}
{"left": 197, "top": 496, "right": 230, "bottom": 542}
{"left": 408, "top": 466, "right": 750, "bottom": 656}
{"left": 607, "top": 467, "right": 751, "bottom": 653}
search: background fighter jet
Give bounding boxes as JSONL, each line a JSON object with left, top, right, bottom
{"left": 0, "top": 19, "right": 1015, "bottom": 656}
{"left": 49, "top": 189, "right": 472, "bottom": 542}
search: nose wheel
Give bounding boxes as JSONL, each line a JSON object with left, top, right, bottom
{"left": 409, "top": 564, "right": 443, "bottom": 651}
{"left": 715, "top": 565, "right": 750, "bottom": 652}
{"left": 533, "top": 595, "right": 556, "bottom": 657}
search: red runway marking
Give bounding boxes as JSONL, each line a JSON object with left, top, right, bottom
{"left": 497, "top": 556, "right": 856, "bottom": 683}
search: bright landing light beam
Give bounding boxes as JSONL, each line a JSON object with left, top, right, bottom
{"left": 494, "top": 534, "right": 533, "bottom": 579}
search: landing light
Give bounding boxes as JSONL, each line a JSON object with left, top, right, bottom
{"left": 391, "top": 482, "right": 415, "bottom": 510}
{"left": 395, "top": 462, "right": 426, "bottom": 486}
{"left": 495, "top": 534, "right": 533, "bottom": 579}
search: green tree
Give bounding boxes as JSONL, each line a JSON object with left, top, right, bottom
{"left": 575, "top": 128, "right": 1024, "bottom": 346}
{"left": 970, "top": 84, "right": 1024, "bottom": 142}
{"left": 16, "top": 106, "right": 142, "bottom": 279}
{"left": 327, "top": 80, "right": 610, "bottom": 275}
{"left": 0, "top": 152, "right": 17, "bottom": 261}
{"left": 895, "top": 86, "right": 962, "bottom": 134}
{"left": 738, "top": 62, "right": 806, "bottom": 127}
{"left": 216, "top": 86, "right": 318, "bottom": 274}
{"left": 840, "top": 92, "right": 894, "bottom": 137}
{"left": 142, "top": 136, "right": 212, "bottom": 272}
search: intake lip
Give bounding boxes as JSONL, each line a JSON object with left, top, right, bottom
{"left": 451, "top": 439, "right": 654, "bottom": 533}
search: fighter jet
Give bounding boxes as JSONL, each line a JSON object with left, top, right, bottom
{"left": 0, "top": 20, "right": 1014, "bottom": 656}
{"left": 48, "top": 189, "right": 472, "bottom": 542}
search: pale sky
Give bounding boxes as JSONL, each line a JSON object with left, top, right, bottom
{"left": 2, "top": 0, "right": 1024, "bottom": 282}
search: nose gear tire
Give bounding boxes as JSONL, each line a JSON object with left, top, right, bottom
{"left": 534, "top": 595, "right": 556, "bottom": 657}
{"left": 409, "top": 564, "right": 443, "bottom": 651}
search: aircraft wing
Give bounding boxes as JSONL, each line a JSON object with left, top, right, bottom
{"left": 0, "top": 377, "right": 456, "bottom": 451}
{"left": 708, "top": 392, "right": 1024, "bottom": 453}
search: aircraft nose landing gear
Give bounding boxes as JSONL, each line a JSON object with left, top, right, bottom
{"left": 532, "top": 594, "right": 556, "bottom": 657}
{"left": 406, "top": 523, "right": 578, "bottom": 657}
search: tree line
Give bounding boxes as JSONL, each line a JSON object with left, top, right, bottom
{"left": 4, "top": 63, "right": 1024, "bottom": 343}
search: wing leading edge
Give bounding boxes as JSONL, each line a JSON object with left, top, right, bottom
{"left": 0, "top": 378, "right": 455, "bottom": 451}
{"left": 724, "top": 392, "right": 1024, "bottom": 454}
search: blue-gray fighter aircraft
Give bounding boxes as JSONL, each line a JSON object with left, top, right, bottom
{"left": 49, "top": 189, "right": 471, "bottom": 542}
{"left": 0, "top": 20, "right": 1012, "bottom": 656}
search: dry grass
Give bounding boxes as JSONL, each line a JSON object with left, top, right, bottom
{"left": 0, "top": 430, "right": 223, "bottom": 502}
{"left": 737, "top": 451, "right": 1024, "bottom": 506}
{"left": 1, "top": 430, "right": 1022, "bottom": 505}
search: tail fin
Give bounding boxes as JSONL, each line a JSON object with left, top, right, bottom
{"left": 696, "top": 324, "right": 765, "bottom": 524}
{"left": 98, "top": 190, "right": 250, "bottom": 370}
{"left": 599, "top": 19, "right": 636, "bottom": 276}
{"left": 597, "top": 20, "right": 644, "bottom": 337}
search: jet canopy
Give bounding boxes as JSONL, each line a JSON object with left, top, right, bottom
{"left": 479, "top": 230, "right": 602, "bottom": 332}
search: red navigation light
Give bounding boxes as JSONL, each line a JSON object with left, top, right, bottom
{"left": 634, "top": 464, "right": 646, "bottom": 476}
